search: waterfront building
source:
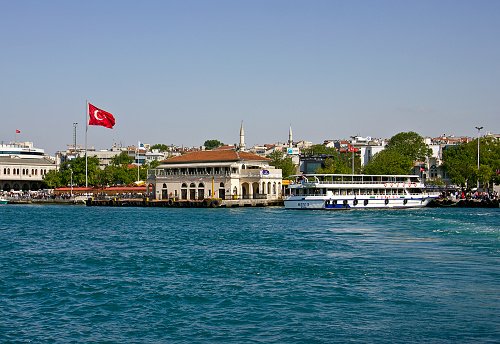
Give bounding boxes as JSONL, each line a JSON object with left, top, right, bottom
{"left": 0, "top": 141, "right": 56, "bottom": 191}
{"left": 147, "top": 149, "right": 283, "bottom": 201}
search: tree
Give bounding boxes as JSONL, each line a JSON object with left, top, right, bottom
{"left": 267, "top": 150, "right": 296, "bottom": 179}
{"left": 204, "top": 140, "right": 223, "bottom": 150}
{"left": 362, "top": 149, "right": 414, "bottom": 175}
{"left": 442, "top": 138, "right": 500, "bottom": 189}
{"left": 44, "top": 156, "right": 101, "bottom": 187}
{"left": 43, "top": 169, "right": 62, "bottom": 188}
{"left": 361, "top": 131, "right": 430, "bottom": 175}
{"left": 62, "top": 156, "right": 101, "bottom": 186}
{"left": 150, "top": 143, "right": 170, "bottom": 152}
{"left": 303, "top": 144, "right": 337, "bottom": 156}
{"left": 315, "top": 157, "right": 350, "bottom": 174}
{"left": 111, "top": 151, "right": 134, "bottom": 167}
{"left": 385, "top": 131, "right": 432, "bottom": 162}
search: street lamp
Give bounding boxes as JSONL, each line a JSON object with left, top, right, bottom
{"left": 70, "top": 168, "right": 73, "bottom": 198}
{"left": 475, "top": 126, "right": 483, "bottom": 189}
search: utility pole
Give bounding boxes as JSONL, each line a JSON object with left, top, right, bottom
{"left": 73, "top": 123, "right": 78, "bottom": 154}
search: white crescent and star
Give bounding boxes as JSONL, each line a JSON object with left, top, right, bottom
{"left": 93, "top": 110, "right": 104, "bottom": 121}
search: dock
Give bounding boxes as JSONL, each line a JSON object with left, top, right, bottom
{"left": 85, "top": 198, "right": 284, "bottom": 208}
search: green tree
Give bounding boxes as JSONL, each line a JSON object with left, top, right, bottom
{"left": 111, "top": 151, "right": 134, "bottom": 167}
{"left": 362, "top": 149, "right": 414, "bottom": 175}
{"left": 204, "top": 139, "right": 223, "bottom": 150}
{"left": 315, "top": 157, "right": 350, "bottom": 174}
{"left": 150, "top": 144, "right": 170, "bottom": 152}
{"left": 267, "top": 150, "right": 296, "bottom": 179}
{"left": 59, "top": 156, "right": 101, "bottom": 186}
{"left": 43, "top": 169, "right": 62, "bottom": 188}
{"left": 442, "top": 138, "right": 500, "bottom": 189}
{"left": 385, "top": 131, "right": 432, "bottom": 162}
{"left": 361, "top": 131, "right": 430, "bottom": 175}
{"left": 303, "top": 144, "right": 337, "bottom": 156}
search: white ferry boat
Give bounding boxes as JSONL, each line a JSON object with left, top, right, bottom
{"left": 285, "top": 174, "right": 439, "bottom": 210}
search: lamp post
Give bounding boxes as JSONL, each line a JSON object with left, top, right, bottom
{"left": 70, "top": 168, "right": 73, "bottom": 198}
{"left": 475, "top": 126, "right": 483, "bottom": 189}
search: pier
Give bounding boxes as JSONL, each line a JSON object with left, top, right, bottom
{"left": 85, "top": 197, "right": 284, "bottom": 208}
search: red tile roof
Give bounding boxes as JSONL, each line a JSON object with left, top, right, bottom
{"left": 161, "top": 150, "right": 271, "bottom": 164}
{"left": 213, "top": 145, "right": 234, "bottom": 150}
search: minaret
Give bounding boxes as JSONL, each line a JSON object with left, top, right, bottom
{"left": 239, "top": 121, "right": 246, "bottom": 151}
{"left": 288, "top": 124, "right": 293, "bottom": 148}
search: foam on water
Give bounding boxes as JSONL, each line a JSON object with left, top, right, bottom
{"left": 0, "top": 205, "right": 499, "bottom": 343}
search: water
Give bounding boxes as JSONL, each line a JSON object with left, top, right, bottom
{"left": 0, "top": 205, "right": 499, "bottom": 343}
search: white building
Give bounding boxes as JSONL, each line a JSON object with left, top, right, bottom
{"left": 0, "top": 141, "right": 57, "bottom": 191}
{"left": 147, "top": 149, "right": 283, "bottom": 201}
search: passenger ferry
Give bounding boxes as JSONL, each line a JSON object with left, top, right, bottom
{"left": 285, "top": 174, "right": 439, "bottom": 210}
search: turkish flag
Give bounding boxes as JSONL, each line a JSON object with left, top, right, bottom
{"left": 16, "top": 130, "right": 20, "bottom": 133}
{"left": 88, "top": 103, "right": 115, "bottom": 129}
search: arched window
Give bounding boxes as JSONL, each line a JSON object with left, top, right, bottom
{"left": 181, "top": 183, "right": 188, "bottom": 188}
{"left": 163, "top": 183, "right": 167, "bottom": 188}
{"left": 198, "top": 183, "right": 204, "bottom": 187}
{"left": 220, "top": 182, "right": 224, "bottom": 187}
{"left": 190, "top": 183, "right": 196, "bottom": 188}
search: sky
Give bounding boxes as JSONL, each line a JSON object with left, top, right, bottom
{"left": 1, "top": 0, "right": 499, "bottom": 155}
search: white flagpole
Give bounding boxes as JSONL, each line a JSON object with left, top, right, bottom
{"left": 85, "top": 100, "right": 88, "bottom": 187}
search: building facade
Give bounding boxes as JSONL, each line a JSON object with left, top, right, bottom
{"left": 147, "top": 149, "right": 283, "bottom": 201}
{"left": 0, "top": 142, "right": 57, "bottom": 191}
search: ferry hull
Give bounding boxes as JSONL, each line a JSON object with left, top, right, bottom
{"left": 284, "top": 197, "right": 436, "bottom": 210}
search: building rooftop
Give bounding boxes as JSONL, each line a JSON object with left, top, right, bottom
{"left": 161, "top": 149, "right": 271, "bottom": 164}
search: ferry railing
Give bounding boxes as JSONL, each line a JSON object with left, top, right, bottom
{"left": 303, "top": 179, "right": 419, "bottom": 185}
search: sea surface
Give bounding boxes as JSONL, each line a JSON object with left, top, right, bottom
{"left": 0, "top": 205, "right": 499, "bottom": 343}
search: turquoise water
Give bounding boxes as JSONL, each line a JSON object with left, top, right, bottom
{"left": 1, "top": 205, "right": 499, "bottom": 343}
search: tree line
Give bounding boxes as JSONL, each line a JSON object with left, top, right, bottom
{"left": 268, "top": 131, "right": 499, "bottom": 190}
{"left": 44, "top": 135, "right": 499, "bottom": 189}
{"left": 43, "top": 152, "right": 161, "bottom": 188}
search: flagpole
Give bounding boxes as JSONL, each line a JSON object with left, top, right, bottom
{"left": 85, "top": 100, "right": 88, "bottom": 187}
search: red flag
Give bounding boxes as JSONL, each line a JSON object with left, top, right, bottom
{"left": 88, "top": 103, "right": 115, "bottom": 129}
{"left": 348, "top": 145, "right": 355, "bottom": 152}
{"left": 16, "top": 130, "right": 20, "bottom": 133}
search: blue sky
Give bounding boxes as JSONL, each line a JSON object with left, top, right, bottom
{"left": 1, "top": 0, "right": 499, "bottom": 154}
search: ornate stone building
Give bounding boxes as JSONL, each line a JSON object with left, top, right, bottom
{"left": 147, "top": 149, "right": 282, "bottom": 201}
{"left": 0, "top": 142, "right": 56, "bottom": 191}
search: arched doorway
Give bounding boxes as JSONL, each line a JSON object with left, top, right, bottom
{"left": 252, "top": 182, "right": 259, "bottom": 199}
{"left": 198, "top": 183, "right": 205, "bottom": 200}
{"left": 219, "top": 182, "right": 225, "bottom": 200}
{"left": 189, "top": 183, "right": 196, "bottom": 200}
{"left": 241, "top": 182, "right": 249, "bottom": 199}
{"left": 162, "top": 183, "right": 168, "bottom": 199}
{"left": 181, "top": 183, "right": 188, "bottom": 200}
